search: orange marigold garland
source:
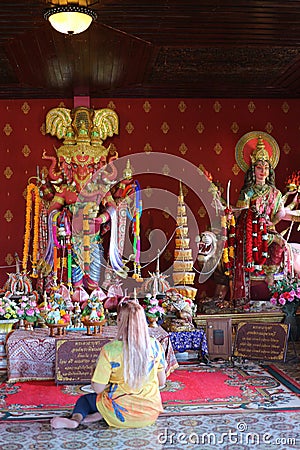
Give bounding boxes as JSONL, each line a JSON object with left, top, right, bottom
{"left": 22, "top": 183, "right": 41, "bottom": 277}
{"left": 221, "top": 208, "right": 235, "bottom": 277}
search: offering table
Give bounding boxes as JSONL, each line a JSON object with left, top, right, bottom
{"left": 6, "top": 326, "right": 178, "bottom": 383}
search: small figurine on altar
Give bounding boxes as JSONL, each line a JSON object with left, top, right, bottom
{"left": 80, "top": 295, "right": 106, "bottom": 335}
{"left": 81, "top": 296, "right": 105, "bottom": 323}
{"left": 72, "top": 302, "right": 83, "bottom": 328}
{"left": 47, "top": 307, "right": 61, "bottom": 324}
{"left": 162, "top": 288, "right": 196, "bottom": 332}
{"left": 46, "top": 293, "right": 71, "bottom": 325}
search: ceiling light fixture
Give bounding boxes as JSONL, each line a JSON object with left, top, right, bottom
{"left": 44, "top": 5, "right": 97, "bottom": 35}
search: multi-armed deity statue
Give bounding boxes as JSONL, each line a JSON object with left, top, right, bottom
{"left": 197, "top": 132, "right": 300, "bottom": 312}
{"left": 23, "top": 106, "right": 137, "bottom": 298}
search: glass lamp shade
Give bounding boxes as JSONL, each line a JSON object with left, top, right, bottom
{"left": 44, "top": 6, "right": 97, "bottom": 35}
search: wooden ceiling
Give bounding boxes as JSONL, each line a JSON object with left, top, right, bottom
{"left": 1, "top": 1, "right": 300, "bottom": 99}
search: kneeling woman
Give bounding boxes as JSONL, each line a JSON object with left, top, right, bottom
{"left": 51, "top": 299, "right": 166, "bottom": 429}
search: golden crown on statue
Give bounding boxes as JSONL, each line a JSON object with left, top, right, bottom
{"left": 250, "top": 136, "right": 270, "bottom": 165}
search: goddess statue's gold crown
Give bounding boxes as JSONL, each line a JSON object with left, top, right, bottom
{"left": 250, "top": 136, "right": 270, "bottom": 165}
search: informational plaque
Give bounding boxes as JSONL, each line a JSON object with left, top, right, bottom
{"left": 55, "top": 337, "right": 110, "bottom": 384}
{"left": 233, "top": 322, "right": 289, "bottom": 362}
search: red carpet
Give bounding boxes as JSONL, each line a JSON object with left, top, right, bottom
{"left": 161, "top": 369, "right": 243, "bottom": 403}
{"left": 0, "top": 362, "right": 299, "bottom": 421}
{"left": 1, "top": 379, "right": 80, "bottom": 409}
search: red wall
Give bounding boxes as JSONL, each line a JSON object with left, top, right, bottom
{"left": 0, "top": 98, "right": 299, "bottom": 295}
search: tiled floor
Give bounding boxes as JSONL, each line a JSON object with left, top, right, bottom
{"left": 1, "top": 411, "right": 300, "bottom": 450}
{"left": 0, "top": 342, "right": 299, "bottom": 450}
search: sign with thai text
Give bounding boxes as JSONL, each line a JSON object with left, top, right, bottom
{"left": 233, "top": 322, "right": 289, "bottom": 362}
{"left": 55, "top": 337, "right": 110, "bottom": 384}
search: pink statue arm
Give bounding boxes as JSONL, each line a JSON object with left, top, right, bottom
{"left": 93, "top": 211, "right": 111, "bottom": 233}
{"left": 94, "top": 211, "right": 110, "bottom": 225}
{"left": 281, "top": 208, "right": 300, "bottom": 222}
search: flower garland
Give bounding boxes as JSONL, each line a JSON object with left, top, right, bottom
{"left": 221, "top": 209, "right": 235, "bottom": 277}
{"left": 123, "top": 181, "right": 143, "bottom": 281}
{"left": 52, "top": 211, "right": 61, "bottom": 285}
{"left": 22, "top": 183, "right": 41, "bottom": 277}
{"left": 245, "top": 209, "right": 268, "bottom": 273}
{"left": 51, "top": 209, "right": 72, "bottom": 287}
{"left": 67, "top": 239, "right": 72, "bottom": 289}
{"left": 253, "top": 216, "right": 268, "bottom": 270}
{"left": 83, "top": 204, "right": 91, "bottom": 275}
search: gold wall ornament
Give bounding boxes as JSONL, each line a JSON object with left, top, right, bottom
{"left": 3, "top": 123, "right": 12, "bottom": 136}
{"left": 5, "top": 253, "right": 14, "bottom": 266}
{"left": 231, "top": 122, "right": 239, "bottom": 134}
{"left": 182, "top": 183, "right": 188, "bottom": 196}
{"left": 214, "top": 143, "right": 223, "bottom": 155}
{"left": 213, "top": 101, "right": 222, "bottom": 113}
{"left": 162, "top": 164, "right": 170, "bottom": 176}
{"left": 107, "top": 101, "right": 116, "bottom": 110}
{"left": 109, "top": 143, "right": 117, "bottom": 154}
{"left": 4, "top": 210, "right": 13, "bottom": 222}
{"left": 163, "top": 207, "right": 171, "bottom": 218}
{"left": 125, "top": 121, "right": 134, "bottom": 134}
{"left": 198, "top": 163, "right": 206, "bottom": 174}
{"left": 232, "top": 163, "right": 240, "bottom": 176}
{"left": 4, "top": 166, "right": 13, "bottom": 179}
{"left": 22, "top": 145, "right": 31, "bottom": 157}
{"left": 161, "top": 122, "right": 170, "bottom": 134}
{"left": 21, "top": 102, "right": 30, "bottom": 115}
{"left": 144, "top": 143, "right": 152, "bottom": 154}
{"left": 198, "top": 206, "right": 206, "bottom": 218}
{"left": 164, "top": 249, "right": 172, "bottom": 262}
{"left": 143, "top": 101, "right": 151, "bottom": 113}
{"left": 40, "top": 122, "right": 46, "bottom": 135}
{"left": 178, "top": 101, "right": 187, "bottom": 112}
{"left": 248, "top": 101, "right": 256, "bottom": 113}
{"left": 179, "top": 143, "right": 187, "bottom": 155}
{"left": 265, "top": 122, "right": 273, "bottom": 134}
{"left": 282, "top": 142, "right": 291, "bottom": 155}
{"left": 281, "top": 102, "right": 289, "bottom": 113}
{"left": 144, "top": 186, "right": 153, "bottom": 198}
{"left": 196, "top": 121, "right": 205, "bottom": 134}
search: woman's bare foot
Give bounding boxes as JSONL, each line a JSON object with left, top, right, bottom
{"left": 50, "top": 417, "right": 80, "bottom": 429}
{"left": 82, "top": 412, "right": 103, "bottom": 424}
